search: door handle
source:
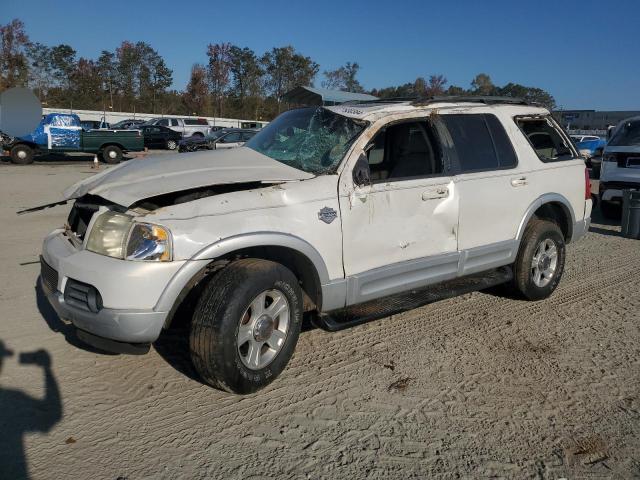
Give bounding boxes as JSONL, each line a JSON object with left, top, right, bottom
{"left": 511, "top": 176, "right": 528, "bottom": 187}
{"left": 422, "top": 187, "right": 449, "bottom": 200}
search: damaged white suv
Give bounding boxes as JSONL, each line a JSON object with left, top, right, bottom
{"left": 39, "top": 97, "right": 592, "bottom": 393}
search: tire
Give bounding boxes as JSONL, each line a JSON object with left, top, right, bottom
{"left": 100, "top": 145, "right": 123, "bottom": 164}
{"left": 600, "top": 200, "right": 621, "bottom": 220}
{"left": 511, "top": 218, "right": 565, "bottom": 301}
{"left": 190, "top": 259, "right": 303, "bottom": 394}
{"left": 10, "top": 144, "right": 34, "bottom": 165}
{"left": 166, "top": 139, "right": 178, "bottom": 150}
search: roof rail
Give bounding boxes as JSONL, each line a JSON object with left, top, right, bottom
{"left": 413, "top": 95, "right": 529, "bottom": 106}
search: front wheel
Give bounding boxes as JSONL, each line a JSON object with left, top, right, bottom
{"left": 511, "top": 219, "right": 565, "bottom": 300}
{"left": 190, "top": 259, "right": 303, "bottom": 394}
{"left": 166, "top": 139, "right": 178, "bottom": 150}
{"left": 10, "top": 144, "right": 34, "bottom": 164}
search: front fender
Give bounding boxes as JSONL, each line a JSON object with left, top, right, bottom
{"left": 153, "top": 231, "right": 333, "bottom": 314}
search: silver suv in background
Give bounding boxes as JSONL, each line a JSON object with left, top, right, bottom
{"left": 600, "top": 116, "right": 640, "bottom": 218}
{"left": 145, "top": 117, "right": 211, "bottom": 138}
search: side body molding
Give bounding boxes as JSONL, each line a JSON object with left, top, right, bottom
{"left": 515, "top": 193, "right": 576, "bottom": 243}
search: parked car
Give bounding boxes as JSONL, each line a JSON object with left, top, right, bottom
{"left": 570, "top": 134, "right": 607, "bottom": 173}
{"left": 80, "top": 119, "right": 110, "bottom": 130}
{"left": 145, "top": 117, "right": 210, "bottom": 137}
{"left": 212, "top": 129, "right": 257, "bottom": 149}
{"left": 599, "top": 116, "right": 640, "bottom": 218}
{"left": 7, "top": 113, "right": 143, "bottom": 164}
{"left": 178, "top": 134, "right": 214, "bottom": 152}
{"left": 139, "top": 124, "right": 183, "bottom": 150}
{"left": 38, "top": 97, "right": 591, "bottom": 394}
{"left": 111, "top": 119, "right": 147, "bottom": 130}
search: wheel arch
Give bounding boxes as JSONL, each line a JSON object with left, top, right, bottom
{"left": 516, "top": 193, "right": 575, "bottom": 244}
{"left": 157, "top": 233, "right": 331, "bottom": 328}
{"left": 99, "top": 142, "right": 126, "bottom": 152}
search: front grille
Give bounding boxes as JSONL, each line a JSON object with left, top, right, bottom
{"left": 40, "top": 257, "right": 59, "bottom": 292}
{"left": 64, "top": 279, "right": 103, "bottom": 313}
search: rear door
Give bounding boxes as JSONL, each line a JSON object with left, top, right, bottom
{"left": 442, "top": 113, "right": 528, "bottom": 274}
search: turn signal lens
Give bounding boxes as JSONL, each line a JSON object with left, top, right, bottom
{"left": 125, "top": 223, "right": 172, "bottom": 261}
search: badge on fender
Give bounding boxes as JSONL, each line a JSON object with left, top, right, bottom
{"left": 318, "top": 207, "right": 337, "bottom": 224}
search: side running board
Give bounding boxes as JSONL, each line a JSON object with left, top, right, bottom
{"left": 312, "top": 266, "right": 513, "bottom": 332}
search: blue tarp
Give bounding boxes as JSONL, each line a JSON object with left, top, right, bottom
{"left": 20, "top": 113, "right": 81, "bottom": 148}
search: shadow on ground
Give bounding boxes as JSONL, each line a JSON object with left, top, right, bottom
{"left": 0, "top": 341, "right": 62, "bottom": 480}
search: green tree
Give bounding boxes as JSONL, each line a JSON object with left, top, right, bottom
{"left": 183, "top": 64, "right": 209, "bottom": 115}
{"left": 206, "top": 42, "right": 232, "bottom": 116}
{"left": 70, "top": 58, "right": 102, "bottom": 109}
{"left": 322, "top": 62, "right": 364, "bottom": 92}
{"left": 50, "top": 45, "right": 76, "bottom": 89}
{"left": 228, "top": 46, "right": 263, "bottom": 117}
{"left": 261, "top": 46, "right": 319, "bottom": 111}
{"left": 496, "top": 82, "right": 556, "bottom": 110}
{"left": 27, "top": 42, "right": 53, "bottom": 102}
{"left": 470, "top": 73, "right": 495, "bottom": 95}
{"left": 97, "top": 50, "right": 117, "bottom": 109}
{"left": 0, "top": 19, "right": 30, "bottom": 90}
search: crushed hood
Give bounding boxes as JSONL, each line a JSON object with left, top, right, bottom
{"left": 63, "top": 147, "right": 314, "bottom": 206}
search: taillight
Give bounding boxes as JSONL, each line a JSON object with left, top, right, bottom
{"left": 585, "top": 167, "right": 591, "bottom": 200}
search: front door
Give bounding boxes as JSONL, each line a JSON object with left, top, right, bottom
{"left": 340, "top": 119, "right": 459, "bottom": 304}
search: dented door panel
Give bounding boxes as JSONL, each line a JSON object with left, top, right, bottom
{"left": 340, "top": 176, "right": 459, "bottom": 277}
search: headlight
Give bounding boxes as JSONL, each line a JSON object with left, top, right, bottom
{"left": 86, "top": 211, "right": 132, "bottom": 258}
{"left": 126, "top": 223, "right": 172, "bottom": 261}
{"left": 86, "top": 211, "right": 172, "bottom": 261}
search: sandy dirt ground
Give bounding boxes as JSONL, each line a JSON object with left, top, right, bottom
{"left": 0, "top": 160, "right": 639, "bottom": 480}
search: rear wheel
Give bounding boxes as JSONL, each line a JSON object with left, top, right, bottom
{"left": 10, "top": 144, "right": 34, "bottom": 164}
{"left": 190, "top": 259, "right": 303, "bottom": 394}
{"left": 166, "top": 139, "right": 178, "bottom": 150}
{"left": 511, "top": 219, "right": 565, "bottom": 300}
{"left": 100, "top": 145, "right": 123, "bottom": 164}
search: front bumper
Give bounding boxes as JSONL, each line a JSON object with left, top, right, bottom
{"left": 40, "top": 271, "right": 168, "bottom": 343}
{"left": 600, "top": 181, "right": 640, "bottom": 202}
{"left": 40, "top": 229, "right": 204, "bottom": 344}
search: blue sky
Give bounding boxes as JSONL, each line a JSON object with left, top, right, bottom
{"left": 3, "top": 0, "right": 639, "bottom": 110}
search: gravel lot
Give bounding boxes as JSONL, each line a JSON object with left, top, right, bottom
{"left": 0, "top": 159, "right": 639, "bottom": 480}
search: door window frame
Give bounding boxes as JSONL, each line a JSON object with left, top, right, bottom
{"left": 361, "top": 116, "right": 454, "bottom": 185}
{"left": 440, "top": 113, "right": 519, "bottom": 175}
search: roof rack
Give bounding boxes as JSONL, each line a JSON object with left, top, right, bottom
{"left": 413, "top": 95, "right": 529, "bottom": 106}
{"left": 342, "top": 95, "right": 531, "bottom": 107}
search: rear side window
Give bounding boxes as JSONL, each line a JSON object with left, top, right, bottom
{"left": 515, "top": 116, "right": 575, "bottom": 161}
{"left": 442, "top": 114, "right": 517, "bottom": 172}
{"left": 158, "top": 118, "right": 169, "bottom": 126}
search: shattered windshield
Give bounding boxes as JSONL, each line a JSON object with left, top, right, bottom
{"left": 609, "top": 120, "right": 640, "bottom": 146}
{"left": 245, "top": 107, "right": 366, "bottom": 174}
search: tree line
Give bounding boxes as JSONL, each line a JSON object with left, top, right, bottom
{"left": 0, "top": 19, "right": 556, "bottom": 121}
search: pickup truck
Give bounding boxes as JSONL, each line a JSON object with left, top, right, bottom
{"left": 6, "top": 113, "right": 144, "bottom": 164}
{"left": 145, "top": 117, "right": 211, "bottom": 138}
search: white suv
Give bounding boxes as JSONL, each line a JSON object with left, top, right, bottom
{"left": 39, "top": 97, "right": 592, "bottom": 393}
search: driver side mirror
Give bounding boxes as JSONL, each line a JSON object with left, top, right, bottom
{"left": 352, "top": 153, "right": 371, "bottom": 187}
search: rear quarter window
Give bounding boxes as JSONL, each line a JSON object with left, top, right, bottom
{"left": 515, "top": 116, "right": 576, "bottom": 162}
